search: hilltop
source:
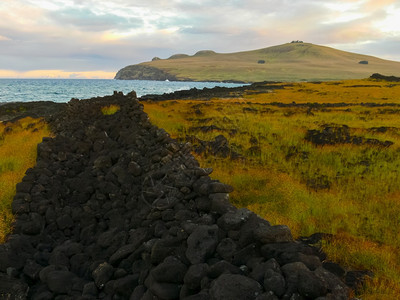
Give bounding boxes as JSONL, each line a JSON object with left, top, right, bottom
{"left": 115, "top": 42, "right": 400, "bottom": 82}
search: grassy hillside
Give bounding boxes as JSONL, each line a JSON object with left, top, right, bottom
{"left": 143, "top": 77, "right": 400, "bottom": 299}
{"left": 116, "top": 43, "right": 400, "bottom": 82}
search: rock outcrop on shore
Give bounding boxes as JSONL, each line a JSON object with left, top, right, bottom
{"left": 0, "top": 92, "right": 349, "bottom": 299}
{"left": 115, "top": 65, "right": 179, "bottom": 81}
{"left": 0, "top": 101, "right": 65, "bottom": 122}
{"left": 370, "top": 73, "right": 400, "bottom": 82}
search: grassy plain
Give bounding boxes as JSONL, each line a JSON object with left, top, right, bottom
{"left": 117, "top": 43, "right": 400, "bottom": 82}
{"left": 0, "top": 117, "right": 50, "bottom": 243}
{"left": 143, "top": 78, "right": 400, "bottom": 299}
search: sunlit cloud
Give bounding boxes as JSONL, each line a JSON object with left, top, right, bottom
{"left": 0, "top": 69, "right": 115, "bottom": 79}
{"left": 374, "top": 5, "right": 400, "bottom": 35}
{"left": 364, "top": 0, "right": 397, "bottom": 11}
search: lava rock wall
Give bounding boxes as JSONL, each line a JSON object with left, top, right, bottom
{"left": 0, "top": 92, "right": 349, "bottom": 299}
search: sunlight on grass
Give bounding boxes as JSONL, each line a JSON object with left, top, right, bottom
{"left": 321, "top": 233, "right": 400, "bottom": 299}
{"left": 241, "top": 79, "right": 400, "bottom": 105}
{"left": 101, "top": 104, "right": 120, "bottom": 115}
{"left": 0, "top": 117, "right": 51, "bottom": 243}
{"left": 143, "top": 78, "right": 400, "bottom": 299}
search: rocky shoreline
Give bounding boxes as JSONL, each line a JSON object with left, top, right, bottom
{"left": 139, "top": 81, "right": 284, "bottom": 101}
{"left": 0, "top": 92, "right": 351, "bottom": 299}
{"left": 0, "top": 101, "right": 65, "bottom": 123}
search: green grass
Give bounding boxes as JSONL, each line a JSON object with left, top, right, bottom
{"left": 116, "top": 43, "right": 400, "bottom": 82}
{"left": 101, "top": 104, "right": 120, "bottom": 115}
{"left": 143, "top": 78, "right": 400, "bottom": 299}
{"left": 0, "top": 117, "right": 51, "bottom": 242}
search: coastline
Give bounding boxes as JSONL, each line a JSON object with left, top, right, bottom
{"left": 0, "top": 79, "right": 247, "bottom": 104}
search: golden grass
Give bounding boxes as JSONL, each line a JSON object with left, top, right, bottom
{"left": 0, "top": 117, "right": 51, "bottom": 243}
{"left": 101, "top": 104, "right": 120, "bottom": 115}
{"left": 241, "top": 79, "right": 400, "bottom": 104}
{"left": 322, "top": 233, "right": 400, "bottom": 299}
{"left": 143, "top": 78, "right": 400, "bottom": 299}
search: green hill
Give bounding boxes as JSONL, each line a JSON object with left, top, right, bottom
{"left": 115, "top": 42, "right": 400, "bottom": 82}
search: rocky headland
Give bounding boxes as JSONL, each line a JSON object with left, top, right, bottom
{"left": 115, "top": 65, "right": 179, "bottom": 82}
{"left": 0, "top": 91, "right": 354, "bottom": 299}
{"left": 114, "top": 43, "right": 400, "bottom": 82}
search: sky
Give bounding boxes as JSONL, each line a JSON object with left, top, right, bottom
{"left": 0, "top": 0, "right": 399, "bottom": 79}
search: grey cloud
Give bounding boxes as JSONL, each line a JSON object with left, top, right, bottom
{"left": 0, "top": 22, "right": 184, "bottom": 71}
{"left": 180, "top": 27, "right": 226, "bottom": 35}
{"left": 354, "top": 38, "right": 400, "bottom": 61}
{"left": 1, "top": 0, "right": 399, "bottom": 74}
{"left": 46, "top": 7, "right": 143, "bottom": 32}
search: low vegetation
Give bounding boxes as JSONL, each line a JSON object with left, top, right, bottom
{"left": 101, "top": 104, "right": 120, "bottom": 115}
{"left": 0, "top": 117, "right": 50, "bottom": 243}
{"left": 143, "top": 78, "right": 400, "bottom": 299}
{"left": 0, "top": 78, "right": 399, "bottom": 298}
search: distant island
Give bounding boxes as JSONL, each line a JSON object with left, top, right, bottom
{"left": 115, "top": 42, "right": 400, "bottom": 82}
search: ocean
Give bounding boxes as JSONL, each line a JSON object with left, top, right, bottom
{"left": 0, "top": 79, "right": 246, "bottom": 103}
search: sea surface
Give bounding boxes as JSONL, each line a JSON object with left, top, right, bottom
{"left": 0, "top": 79, "right": 246, "bottom": 103}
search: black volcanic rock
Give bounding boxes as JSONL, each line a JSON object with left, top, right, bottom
{"left": 0, "top": 273, "right": 29, "bottom": 299}
{"left": 370, "top": 73, "right": 400, "bottom": 82}
{"left": 0, "top": 91, "right": 350, "bottom": 299}
{"left": 210, "top": 274, "right": 263, "bottom": 300}
{"left": 305, "top": 124, "right": 393, "bottom": 147}
{"left": 0, "top": 101, "right": 65, "bottom": 122}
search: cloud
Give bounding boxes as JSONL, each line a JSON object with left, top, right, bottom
{"left": 364, "top": 0, "right": 399, "bottom": 12}
{"left": 46, "top": 7, "right": 143, "bottom": 32}
{"left": 331, "top": 36, "right": 400, "bottom": 61}
{"left": 0, "top": 0, "right": 399, "bottom": 78}
{"left": 0, "top": 69, "right": 115, "bottom": 79}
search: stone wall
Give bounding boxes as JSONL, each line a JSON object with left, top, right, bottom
{"left": 0, "top": 92, "right": 349, "bottom": 299}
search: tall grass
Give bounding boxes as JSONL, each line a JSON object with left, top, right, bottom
{"left": 0, "top": 117, "right": 51, "bottom": 242}
{"left": 143, "top": 78, "right": 400, "bottom": 299}
{"left": 241, "top": 79, "right": 400, "bottom": 104}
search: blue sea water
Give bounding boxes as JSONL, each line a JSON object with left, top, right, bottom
{"left": 0, "top": 79, "right": 246, "bottom": 103}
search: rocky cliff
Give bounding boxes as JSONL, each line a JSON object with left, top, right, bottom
{"left": 115, "top": 65, "right": 178, "bottom": 81}
{"left": 0, "top": 92, "right": 349, "bottom": 299}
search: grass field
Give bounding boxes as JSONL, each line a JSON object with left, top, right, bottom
{"left": 0, "top": 80, "right": 399, "bottom": 298}
{"left": 116, "top": 43, "right": 400, "bottom": 82}
{"left": 143, "top": 78, "right": 400, "bottom": 299}
{"left": 0, "top": 117, "right": 50, "bottom": 243}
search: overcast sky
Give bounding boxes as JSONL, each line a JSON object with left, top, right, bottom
{"left": 0, "top": 0, "right": 399, "bottom": 78}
